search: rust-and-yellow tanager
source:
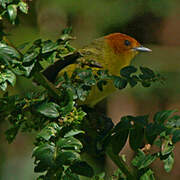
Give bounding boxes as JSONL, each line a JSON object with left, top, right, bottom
{"left": 44, "top": 33, "right": 151, "bottom": 106}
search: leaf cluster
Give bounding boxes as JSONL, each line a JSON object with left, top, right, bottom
{"left": 0, "top": 0, "right": 28, "bottom": 24}
{"left": 33, "top": 123, "right": 94, "bottom": 179}
{"left": 102, "top": 110, "right": 180, "bottom": 179}
{"left": 0, "top": 30, "right": 75, "bottom": 91}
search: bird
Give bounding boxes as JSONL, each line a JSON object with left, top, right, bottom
{"left": 43, "top": 33, "right": 151, "bottom": 106}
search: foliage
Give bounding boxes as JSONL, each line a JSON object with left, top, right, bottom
{"left": 0, "top": 0, "right": 28, "bottom": 24}
{"left": 0, "top": 1, "right": 180, "bottom": 180}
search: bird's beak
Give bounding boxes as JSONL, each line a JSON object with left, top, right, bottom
{"left": 133, "top": 46, "right": 152, "bottom": 52}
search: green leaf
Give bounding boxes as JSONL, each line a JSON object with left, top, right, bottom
{"left": 140, "top": 169, "right": 155, "bottom": 180}
{"left": 1, "top": 0, "right": 10, "bottom": 8}
{"left": 37, "top": 122, "right": 61, "bottom": 141}
{"left": 163, "top": 153, "right": 174, "bottom": 172}
{"left": 56, "top": 150, "right": 80, "bottom": 165}
{"left": 0, "top": 42, "right": 21, "bottom": 59}
{"left": 70, "top": 161, "right": 94, "bottom": 177}
{"left": 34, "top": 161, "right": 49, "bottom": 173}
{"left": 161, "top": 139, "right": 174, "bottom": 156}
{"left": 129, "top": 126, "right": 144, "bottom": 151}
{"left": 128, "top": 76, "right": 138, "bottom": 87}
{"left": 0, "top": 81, "right": 7, "bottom": 91}
{"left": 112, "top": 76, "right": 127, "bottom": 89}
{"left": 46, "top": 51, "right": 57, "bottom": 63}
{"left": 126, "top": 115, "right": 148, "bottom": 152}
{"left": 60, "top": 90, "right": 74, "bottom": 115}
{"left": 36, "top": 102, "right": 60, "bottom": 118}
{"left": 42, "top": 40, "right": 58, "bottom": 54}
{"left": 110, "top": 129, "right": 129, "bottom": 154}
{"left": 154, "top": 110, "right": 177, "bottom": 124}
{"left": 33, "top": 144, "right": 54, "bottom": 161}
{"left": 19, "top": 1, "right": 28, "bottom": 14}
{"left": 0, "top": 69, "right": 16, "bottom": 90}
{"left": 7, "top": 4, "right": 17, "bottom": 24}
{"left": 63, "top": 174, "right": 79, "bottom": 180}
{"left": 62, "top": 170, "right": 79, "bottom": 180}
{"left": 92, "top": 172, "right": 105, "bottom": 180}
{"left": 77, "top": 69, "right": 96, "bottom": 86}
{"left": 64, "top": 129, "right": 84, "bottom": 138}
{"left": 32, "top": 144, "right": 55, "bottom": 172}
{"left": 97, "top": 80, "right": 107, "bottom": 91}
{"left": 145, "top": 123, "right": 166, "bottom": 144}
{"left": 33, "top": 39, "right": 42, "bottom": 46}
{"left": 76, "top": 86, "right": 90, "bottom": 101}
{"left": 57, "top": 137, "right": 83, "bottom": 151}
{"left": 129, "top": 115, "right": 148, "bottom": 127}
{"left": 108, "top": 117, "right": 130, "bottom": 154}
{"left": 172, "top": 129, "right": 180, "bottom": 143}
{"left": 141, "top": 81, "right": 151, "bottom": 87}
{"left": 113, "top": 116, "right": 131, "bottom": 133}
{"left": 0, "top": 52, "right": 11, "bottom": 66}
{"left": 62, "top": 27, "right": 72, "bottom": 35}
{"left": 23, "top": 50, "right": 39, "bottom": 63}
{"left": 97, "top": 69, "right": 109, "bottom": 79}
{"left": 167, "top": 115, "right": 180, "bottom": 128}
{"left": 23, "top": 63, "right": 35, "bottom": 77}
{"left": 120, "top": 66, "right": 137, "bottom": 78}
{"left": 132, "top": 150, "right": 157, "bottom": 169}
{"left": 140, "top": 67, "right": 155, "bottom": 79}
{"left": 5, "top": 123, "right": 21, "bottom": 143}
{"left": 3, "top": 69, "right": 16, "bottom": 86}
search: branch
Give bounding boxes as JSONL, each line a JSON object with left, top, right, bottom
{"left": 33, "top": 72, "right": 62, "bottom": 101}
{"left": 106, "top": 147, "right": 136, "bottom": 180}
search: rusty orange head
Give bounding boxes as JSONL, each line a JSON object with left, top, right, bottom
{"left": 104, "top": 33, "right": 151, "bottom": 55}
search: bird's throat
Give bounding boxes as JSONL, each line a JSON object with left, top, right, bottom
{"left": 102, "top": 43, "right": 137, "bottom": 76}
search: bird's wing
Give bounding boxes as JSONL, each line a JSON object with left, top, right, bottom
{"left": 42, "top": 38, "right": 105, "bottom": 82}
{"left": 78, "top": 37, "right": 105, "bottom": 68}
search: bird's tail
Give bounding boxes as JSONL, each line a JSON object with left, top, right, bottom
{"left": 42, "top": 52, "right": 81, "bottom": 83}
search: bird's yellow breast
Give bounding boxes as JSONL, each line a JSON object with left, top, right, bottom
{"left": 82, "top": 41, "right": 138, "bottom": 106}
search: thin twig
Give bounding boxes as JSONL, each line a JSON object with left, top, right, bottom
{"left": 106, "top": 147, "right": 136, "bottom": 180}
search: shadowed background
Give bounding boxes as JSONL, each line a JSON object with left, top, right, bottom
{"left": 0, "top": 0, "right": 180, "bottom": 179}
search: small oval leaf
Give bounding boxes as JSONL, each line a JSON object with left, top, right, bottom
{"left": 120, "top": 66, "right": 137, "bottom": 78}
{"left": 113, "top": 76, "right": 128, "bottom": 89}
{"left": 7, "top": 4, "right": 17, "bottom": 24}
{"left": 70, "top": 161, "right": 94, "bottom": 177}
{"left": 36, "top": 102, "right": 60, "bottom": 118}
{"left": 129, "top": 126, "right": 144, "bottom": 151}
{"left": 19, "top": 1, "right": 28, "bottom": 14}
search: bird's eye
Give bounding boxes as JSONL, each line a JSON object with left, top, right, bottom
{"left": 124, "top": 40, "right": 131, "bottom": 46}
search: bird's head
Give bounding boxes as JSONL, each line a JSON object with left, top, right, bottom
{"left": 104, "top": 33, "right": 151, "bottom": 56}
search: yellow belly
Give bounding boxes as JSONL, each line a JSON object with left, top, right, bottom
{"left": 83, "top": 81, "right": 116, "bottom": 107}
